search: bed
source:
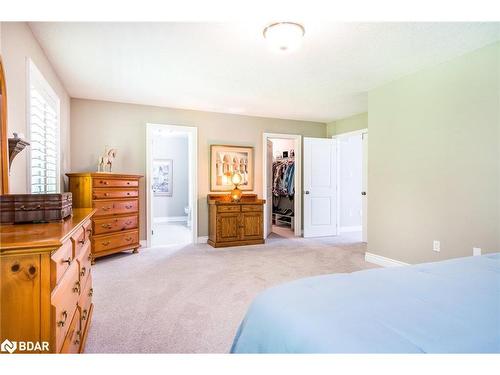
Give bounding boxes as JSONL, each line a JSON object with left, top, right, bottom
{"left": 230, "top": 253, "right": 500, "bottom": 353}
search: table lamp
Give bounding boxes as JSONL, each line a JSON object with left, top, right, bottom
{"left": 231, "top": 172, "right": 243, "bottom": 201}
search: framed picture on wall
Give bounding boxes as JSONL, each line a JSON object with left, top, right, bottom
{"left": 152, "top": 159, "right": 173, "bottom": 196}
{"left": 210, "top": 145, "right": 254, "bottom": 192}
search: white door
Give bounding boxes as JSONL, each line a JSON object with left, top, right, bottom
{"left": 304, "top": 137, "right": 338, "bottom": 237}
{"left": 362, "top": 132, "right": 368, "bottom": 242}
{"left": 265, "top": 139, "right": 273, "bottom": 237}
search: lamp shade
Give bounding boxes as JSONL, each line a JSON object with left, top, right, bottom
{"left": 231, "top": 172, "right": 243, "bottom": 185}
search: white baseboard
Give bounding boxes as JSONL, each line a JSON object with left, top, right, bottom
{"left": 197, "top": 236, "right": 208, "bottom": 244}
{"left": 154, "top": 216, "right": 188, "bottom": 224}
{"left": 340, "top": 225, "right": 362, "bottom": 233}
{"left": 365, "top": 252, "right": 409, "bottom": 267}
{"left": 140, "top": 240, "right": 147, "bottom": 247}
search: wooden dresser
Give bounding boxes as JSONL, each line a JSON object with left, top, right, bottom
{"left": 66, "top": 173, "right": 143, "bottom": 262}
{"left": 207, "top": 194, "right": 266, "bottom": 248}
{"left": 0, "top": 208, "right": 96, "bottom": 353}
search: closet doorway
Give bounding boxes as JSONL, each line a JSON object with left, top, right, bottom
{"left": 146, "top": 124, "right": 198, "bottom": 247}
{"left": 262, "top": 133, "right": 302, "bottom": 238}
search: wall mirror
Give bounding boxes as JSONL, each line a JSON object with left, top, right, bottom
{"left": 0, "top": 57, "right": 8, "bottom": 194}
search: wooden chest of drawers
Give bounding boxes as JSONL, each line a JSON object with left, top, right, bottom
{"left": 207, "top": 194, "right": 266, "bottom": 248}
{"left": 0, "top": 208, "right": 96, "bottom": 353}
{"left": 66, "top": 173, "right": 143, "bottom": 262}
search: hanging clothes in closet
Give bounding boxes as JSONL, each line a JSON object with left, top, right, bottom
{"left": 272, "top": 157, "right": 295, "bottom": 227}
{"left": 272, "top": 158, "right": 295, "bottom": 197}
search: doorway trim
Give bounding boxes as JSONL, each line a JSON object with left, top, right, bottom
{"left": 146, "top": 123, "right": 198, "bottom": 248}
{"left": 332, "top": 128, "right": 368, "bottom": 242}
{"left": 262, "top": 133, "right": 302, "bottom": 237}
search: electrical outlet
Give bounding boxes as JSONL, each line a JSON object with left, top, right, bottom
{"left": 473, "top": 247, "right": 482, "bottom": 256}
{"left": 433, "top": 240, "right": 440, "bottom": 252}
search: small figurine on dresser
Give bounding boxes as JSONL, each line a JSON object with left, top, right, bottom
{"left": 97, "top": 146, "right": 118, "bottom": 172}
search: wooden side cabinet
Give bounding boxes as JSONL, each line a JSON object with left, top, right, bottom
{"left": 207, "top": 194, "right": 265, "bottom": 248}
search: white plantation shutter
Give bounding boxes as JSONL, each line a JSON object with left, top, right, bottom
{"left": 28, "top": 59, "right": 60, "bottom": 194}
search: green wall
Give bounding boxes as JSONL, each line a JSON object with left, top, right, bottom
{"left": 327, "top": 112, "right": 368, "bottom": 137}
{"left": 367, "top": 41, "right": 500, "bottom": 264}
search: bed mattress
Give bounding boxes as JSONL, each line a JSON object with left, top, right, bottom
{"left": 231, "top": 253, "right": 500, "bottom": 353}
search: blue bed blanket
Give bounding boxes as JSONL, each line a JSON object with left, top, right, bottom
{"left": 230, "top": 253, "right": 500, "bottom": 353}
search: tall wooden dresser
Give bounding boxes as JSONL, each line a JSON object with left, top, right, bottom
{"left": 0, "top": 208, "right": 96, "bottom": 353}
{"left": 207, "top": 194, "right": 266, "bottom": 248}
{"left": 66, "top": 173, "right": 143, "bottom": 263}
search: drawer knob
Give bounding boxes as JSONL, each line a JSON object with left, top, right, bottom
{"left": 57, "top": 310, "right": 68, "bottom": 327}
{"left": 73, "top": 281, "right": 81, "bottom": 294}
{"left": 102, "top": 241, "right": 111, "bottom": 246}
{"left": 125, "top": 221, "right": 132, "bottom": 225}
{"left": 101, "top": 224, "right": 112, "bottom": 229}
{"left": 102, "top": 206, "right": 111, "bottom": 211}
{"left": 125, "top": 205, "right": 133, "bottom": 209}
{"left": 88, "top": 288, "right": 94, "bottom": 297}
{"left": 100, "top": 180, "right": 108, "bottom": 185}
{"left": 80, "top": 267, "right": 86, "bottom": 277}
{"left": 74, "top": 330, "right": 81, "bottom": 345}
{"left": 62, "top": 258, "right": 72, "bottom": 265}
{"left": 125, "top": 237, "right": 132, "bottom": 242}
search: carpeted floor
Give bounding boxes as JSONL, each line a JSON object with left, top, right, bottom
{"left": 84, "top": 233, "right": 377, "bottom": 353}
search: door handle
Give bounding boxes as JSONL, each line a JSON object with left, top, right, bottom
{"left": 305, "top": 191, "right": 310, "bottom": 195}
{"left": 361, "top": 191, "right": 367, "bottom": 196}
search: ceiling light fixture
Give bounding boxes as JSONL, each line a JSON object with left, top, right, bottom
{"left": 263, "top": 22, "right": 305, "bottom": 52}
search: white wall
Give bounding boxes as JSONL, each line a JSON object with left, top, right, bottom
{"left": 152, "top": 135, "right": 189, "bottom": 219}
{"left": 338, "top": 133, "right": 363, "bottom": 230}
{"left": 1, "top": 22, "right": 71, "bottom": 193}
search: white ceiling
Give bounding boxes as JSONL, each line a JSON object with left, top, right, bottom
{"left": 30, "top": 22, "right": 500, "bottom": 123}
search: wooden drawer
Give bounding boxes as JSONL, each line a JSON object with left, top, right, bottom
{"left": 93, "top": 200, "right": 138, "bottom": 217}
{"left": 59, "top": 309, "right": 81, "bottom": 354}
{"left": 50, "top": 240, "right": 73, "bottom": 288}
{"left": 71, "top": 226, "right": 86, "bottom": 256}
{"left": 78, "top": 274, "right": 93, "bottom": 331}
{"left": 77, "top": 241, "right": 92, "bottom": 287}
{"left": 93, "top": 178, "right": 139, "bottom": 188}
{"left": 241, "top": 204, "right": 263, "bottom": 212}
{"left": 217, "top": 205, "right": 240, "bottom": 213}
{"left": 92, "top": 230, "right": 139, "bottom": 253}
{"left": 83, "top": 219, "right": 92, "bottom": 240}
{"left": 93, "top": 215, "right": 138, "bottom": 235}
{"left": 51, "top": 261, "right": 80, "bottom": 352}
{"left": 92, "top": 188, "right": 139, "bottom": 200}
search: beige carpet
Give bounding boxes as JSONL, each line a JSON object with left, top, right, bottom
{"left": 84, "top": 233, "right": 377, "bottom": 353}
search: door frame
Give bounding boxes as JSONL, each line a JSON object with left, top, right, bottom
{"left": 146, "top": 123, "right": 198, "bottom": 247}
{"left": 262, "top": 133, "right": 302, "bottom": 237}
{"left": 332, "top": 128, "right": 368, "bottom": 241}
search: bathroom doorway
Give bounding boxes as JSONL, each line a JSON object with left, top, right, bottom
{"left": 146, "top": 124, "right": 198, "bottom": 247}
